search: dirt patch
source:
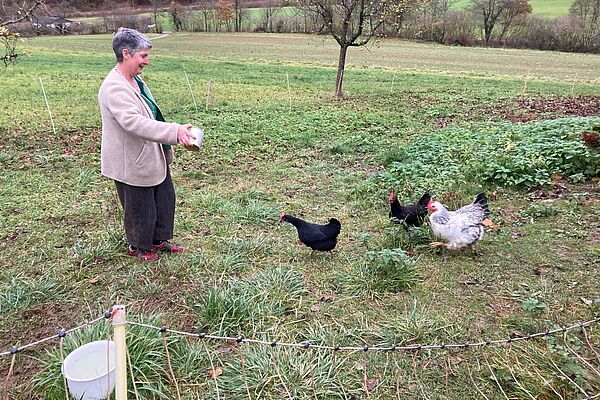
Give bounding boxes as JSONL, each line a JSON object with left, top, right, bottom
{"left": 482, "top": 96, "right": 600, "bottom": 123}
{"left": 0, "top": 302, "right": 83, "bottom": 394}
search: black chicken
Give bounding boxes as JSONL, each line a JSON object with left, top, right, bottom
{"left": 280, "top": 213, "right": 341, "bottom": 252}
{"left": 389, "top": 192, "right": 431, "bottom": 228}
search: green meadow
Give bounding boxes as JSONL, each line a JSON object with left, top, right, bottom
{"left": 0, "top": 33, "right": 599, "bottom": 399}
{"left": 452, "top": 0, "right": 573, "bottom": 18}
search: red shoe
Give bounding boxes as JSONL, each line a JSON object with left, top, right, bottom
{"left": 128, "top": 245, "right": 159, "bottom": 261}
{"left": 152, "top": 241, "right": 185, "bottom": 254}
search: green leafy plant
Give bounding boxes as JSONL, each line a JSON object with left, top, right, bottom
{"left": 365, "top": 117, "right": 600, "bottom": 196}
{"left": 521, "top": 297, "right": 547, "bottom": 316}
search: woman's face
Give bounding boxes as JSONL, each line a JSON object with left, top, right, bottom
{"left": 123, "top": 48, "right": 150, "bottom": 76}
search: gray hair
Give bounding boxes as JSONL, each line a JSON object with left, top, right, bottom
{"left": 112, "top": 27, "right": 153, "bottom": 62}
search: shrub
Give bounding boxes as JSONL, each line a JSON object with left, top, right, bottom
{"left": 504, "top": 15, "right": 558, "bottom": 51}
{"left": 443, "top": 10, "right": 478, "bottom": 46}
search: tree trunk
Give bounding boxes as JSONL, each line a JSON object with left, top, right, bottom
{"left": 335, "top": 45, "right": 348, "bottom": 98}
{"left": 235, "top": 0, "right": 240, "bottom": 32}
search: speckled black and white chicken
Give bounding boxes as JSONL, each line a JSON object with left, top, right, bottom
{"left": 427, "top": 193, "right": 490, "bottom": 251}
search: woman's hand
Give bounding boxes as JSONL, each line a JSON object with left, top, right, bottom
{"left": 177, "top": 124, "right": 195, "bottom": 147}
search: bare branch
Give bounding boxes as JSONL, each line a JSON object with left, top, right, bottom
{"left": 0, "top": 0, "right": 46, "bottom": 27}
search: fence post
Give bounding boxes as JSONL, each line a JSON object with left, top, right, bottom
{"left": 112, "top": 305, "right": 128, "bottom": 400}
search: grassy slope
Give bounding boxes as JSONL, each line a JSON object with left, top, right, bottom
{"left": 0, "top": 33, "right": 598, "bottom": 399}
{"left": 453, "top": 0, "right": 573, "bottom": 18}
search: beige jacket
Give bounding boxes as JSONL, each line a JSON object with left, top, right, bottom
{"left": 99, "top": 68, "right": 179, "bottom": 187}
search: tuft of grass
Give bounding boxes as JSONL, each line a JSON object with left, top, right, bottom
{"left": 487, "top": 332, "right": 600, "bottom": 400}
{"left": 381, "top": 225, "right": 436, "bottom": 251}
{"left": 230, "top": 199, "right": 280, "bottom": 225}
{"left": 375, "top": 300, "right": 461, "bottom": 346}
{"left": 216, "top": 344, "right": 363, "bottom": 399}
{"left": 0, "top": 276, "right": 66, "bottom": 313}
{"left": 70, "top": 227, "right": 126, "bottom": 267}
{"left": 194, "top": 266, "right": 306, "bottom": 335}
{"left": 340, "top": 248, "right": 419, "bottom": 298}
{"left": 194, "top": 283, "right": 262, "bottom": 335}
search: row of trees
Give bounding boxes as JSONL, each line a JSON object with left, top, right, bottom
{"left": 149, "top": 0, "right": 600, "bottom": 52}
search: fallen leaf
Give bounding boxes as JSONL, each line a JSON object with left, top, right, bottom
{"left": 310, "top": 304, "right": 320, "bottom": 312}
{"left": 320, "top": 293, "right": 335, "bottom": 302}
{"left": 460, "top": 279, "right": 479, "bottom": 285}
{"left": 511, "top": 231, "right": 523, "bottom": 238}
{"left": 364, "top": 378, "right": 379, "bottom": 391}
{"left": 550, "top": 173, "right": 563, "bottom": 182}
{"left": 207, "top": 367, "right": 223, "bottom": 379}
{"left": 581, "top": 297, "right": 593, "bottom": 306}
{"left": 482, "top": 219, "right": 497, "bottom": 228}
{"left": 89, "top": 275, "right": 101, "bottom": 284}
{"left": 215, "top": 346, "right": 234, "bottom": 354}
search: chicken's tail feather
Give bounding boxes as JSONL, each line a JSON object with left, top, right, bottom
{"left": 473, "top": 193, "right": 490, "bottom": 217}
{"left": 417, "top": 192, "right": 431, "bottom": 207}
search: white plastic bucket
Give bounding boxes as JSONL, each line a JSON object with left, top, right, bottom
{"left": 62, "top": 340, "right": 116, "bottom": 400}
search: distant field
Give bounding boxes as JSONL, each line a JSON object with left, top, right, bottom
{"left": 28, "top": 32, "right": 600, "bottom": 82}
{"left": 452, "top": 0, "right": 573, "bottom": 18}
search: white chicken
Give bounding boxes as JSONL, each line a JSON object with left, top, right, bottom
{"left": 427, "top": 193, "right": 490, "bottom": 252}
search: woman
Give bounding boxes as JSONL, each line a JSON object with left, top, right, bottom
{"left": 98, "top": 27, "right": 196, "bottom": 261}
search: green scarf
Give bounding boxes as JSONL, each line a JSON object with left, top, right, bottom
{"left": 134, "top": 76, "right": 171, "bottom": 152}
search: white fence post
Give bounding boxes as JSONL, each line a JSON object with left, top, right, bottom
{"left": 112, "top": 305, "right": 128, "bottom": 400}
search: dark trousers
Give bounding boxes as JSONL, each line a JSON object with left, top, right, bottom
{"left": 114, "top": 168, "right": 176, "bottom": 251}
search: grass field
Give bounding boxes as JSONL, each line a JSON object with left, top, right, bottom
{"left": 0, "top": 33, "right": 599, "bottom": 399}
{"left": 452, "top": 0, "right": 573, "bottom": 18}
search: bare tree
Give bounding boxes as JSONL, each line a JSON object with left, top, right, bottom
{"left": 470, "top": 0, "right": 530, "bottom": 45}
{"left": 149, "top": 0, "right": 166, "bottom": 32}
{"left": 168, "top": 1, "right": 184, "bottom": 31}
{"left": 1, "top": 0, "right": 47, "bottom": 66}
{"left": 416, "top": 0, "right": 457, "bottom": 43}
{"left": 304, "top": 0, "right": 418, "bottom": 98}
{"left": 232, "top": 0, "right": 241, "bottom": 31}
{"left": 261, "top": 0, "right": 283, "bottom": 32}
{"left": 0, "top": 0, "right": 47, "bottom": 27}
{"left": 569, "top": 0, "right": 600, "bottom": 48}
{"left": 193, "top": 0, "right": 213, "bottom": 31}
{"left": 496, "top": 0, "right": 531, "bottom": 43}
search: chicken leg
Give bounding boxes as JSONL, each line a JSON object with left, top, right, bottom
{"left": 429, "top": 242, "right": 449, "bottom": 248}
{"left": 430, "top": 242, "right": 449, "bottom": 261}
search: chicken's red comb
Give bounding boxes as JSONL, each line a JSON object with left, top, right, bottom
{"left": 427, "top": 199, "right": 434, "bottom": 208}
{"left": 389, "top": 192, "right": 395, "bottom": 202}
{"left": 279, "top": 212, "right": 285, "bottom": 220}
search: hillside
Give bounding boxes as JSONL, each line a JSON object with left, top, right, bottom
{"left": 452, "top": 0, "right": 574, "bottom": 18}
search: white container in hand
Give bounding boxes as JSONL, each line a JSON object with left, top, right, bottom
{"left": 62, "top": 340, "right": 116, "bottom": 400}
{"left": 191, "top": 127, "right": 204, "bottom": 149}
